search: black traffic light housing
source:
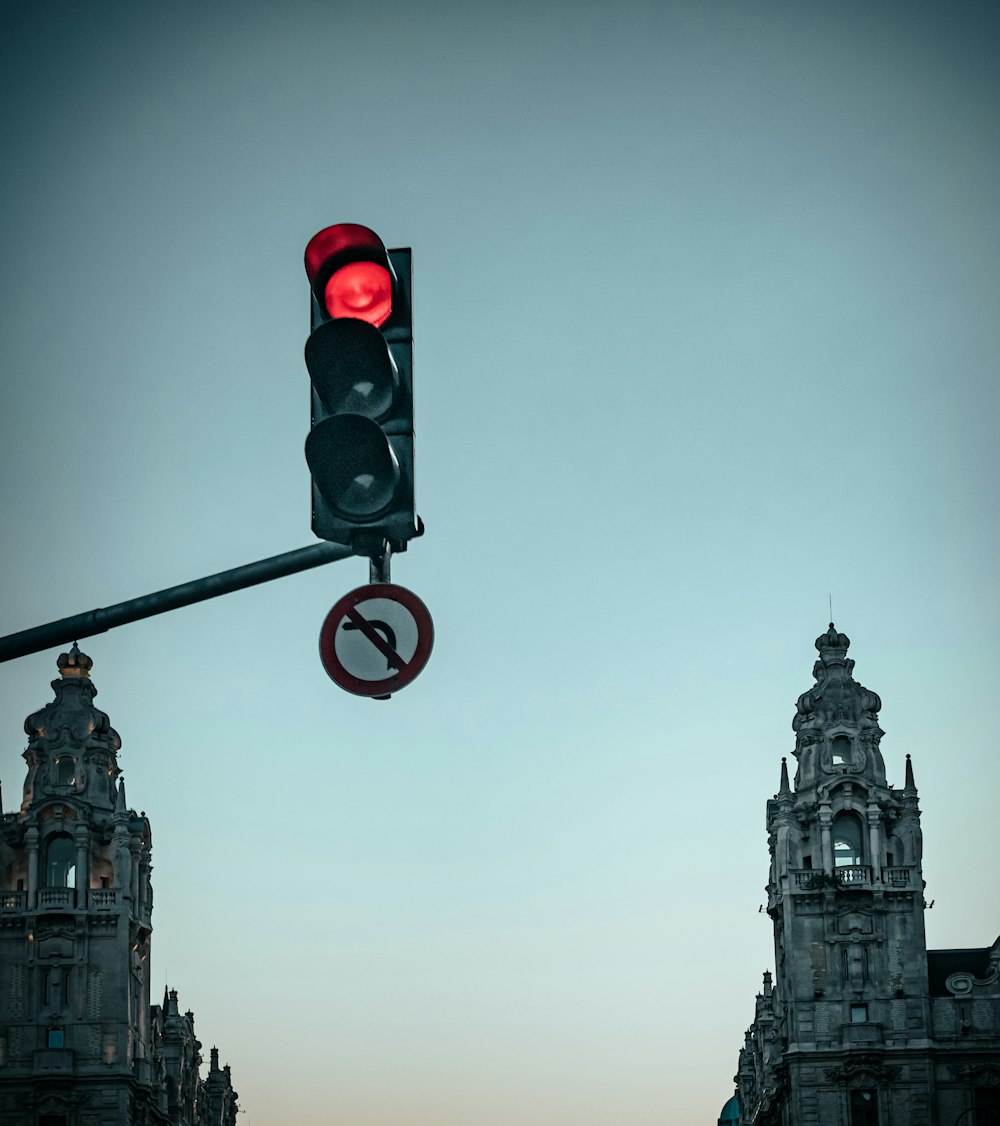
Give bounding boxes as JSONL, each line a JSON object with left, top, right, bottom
{"left": 304, "top": 224, "right": 420, "bottom": 557}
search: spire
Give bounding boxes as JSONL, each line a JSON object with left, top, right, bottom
{"left": 115, "top": 778, "right": 128, "bottom": 816}
{"left": 778, "top": 757, "right": 791, "bottom": 798}
{"left": 904, "top": 753, "right": 917, "bottom": 792}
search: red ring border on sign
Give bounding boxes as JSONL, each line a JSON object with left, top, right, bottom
{"left": 319, "top": 583, "right": 434, "bottom": 697}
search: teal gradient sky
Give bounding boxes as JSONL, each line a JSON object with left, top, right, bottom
{"left": 1, "top": 3, "right": 998, "bottom": 1122}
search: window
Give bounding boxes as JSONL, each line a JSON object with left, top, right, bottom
{"left": 833, "top": 814, "right": 864, "bottom": 867}
{"left": 44, "top": 835, "right": 76, "bottom": 889}
{"left": 832, "top": 734, "right": 851, "bottom": 765}
{"left": 46, "top": 1028, "right": 65, "bottom": 1048}
{"left": 803, "top": 855, "right": 813, "bottom": 869}
{"left": 53, "top": 755, "right": 75, "bottom": 785}
{"left": 975, "top": 1087, "right": 1000, "bottom": 1122}
{"left": 850, "top": 1089, "right": 879, "bottom": 1126}
{"left": 850, "top": 1003, "right": 869, "bottom": 1023}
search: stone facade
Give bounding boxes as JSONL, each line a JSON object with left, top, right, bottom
{"left": 0, "top": 646, "right": 237, "bottom": 1126}
{"left": 734, "top": 625, "right": 1000, "bottom": 1126}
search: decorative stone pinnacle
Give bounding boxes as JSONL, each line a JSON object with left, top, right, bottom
{"left": 57, "top": 642, "right": 93, "bottom": 678}
{"left": 904, "top": 753, "right": 916, "bottom": 791}
{"left": 815, "top": 623, "right": 850, "bottom": 654}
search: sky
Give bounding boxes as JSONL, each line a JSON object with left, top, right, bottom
{"left": 1, "top": 2, "right": 998, "bottom": 1122}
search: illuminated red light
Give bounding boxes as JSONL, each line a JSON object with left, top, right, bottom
{"left": 305, "top": 223, "right": 395, "bottom": 328}
{"left": 324, "top": 260, "right": 393, "bottom": 327}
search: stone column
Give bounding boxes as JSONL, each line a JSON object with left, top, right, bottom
{"left": 26, "top": 827, "right": 39, "bottom": 909}
{"left": 113, "top": 826, "right": 131, "bottom": 893}
{"left": 819, "top": 804, "right": 834, "bottom": 873}
{"left": 75, "top": 825, "right": 90, "bottom": 907}
{"left": 867, "top": 804, "right": 881, "bottom": 882}
{"left": 129, "top": 844, "right": 140, "bottom": 906}
{"left": 138, "top": 844, "right": 151, "bottom": 916}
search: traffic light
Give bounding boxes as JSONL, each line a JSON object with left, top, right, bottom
{"left": 303, "top": 223, "right": 419, "bottom": 556}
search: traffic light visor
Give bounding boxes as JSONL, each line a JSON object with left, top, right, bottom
{"left": 304, "top": 223, "right": 394, "bottom": 326}
{"left": 306, "top": 414, "right": 401, "bottom": 520}
{"left": 306, "top": 319, "right": 398, "bottom": 420}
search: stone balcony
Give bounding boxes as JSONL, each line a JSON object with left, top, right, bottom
{"left": 836, "top": 864, "right": 873, "bottom": 886}
{"left": 0, "top": 887, "right": 121, "bottom": 912}
{"left": 880, "top": 866, "right": 913, "bottom": 887}
{"left": 841, "top": 1021, "right": 884, "bottom": 1046}
{"left": 37, "top": 887, "right": 75, "bottom": 910}
{"left": 33, "top": 1048, "right": 75, "bottom": 1073}
{"left": 790, "top": 865, "right": 915, "bottom": 890}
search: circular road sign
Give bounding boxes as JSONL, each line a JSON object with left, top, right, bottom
{"left": 319, "top": 583, "right": 434, "bottom": 697}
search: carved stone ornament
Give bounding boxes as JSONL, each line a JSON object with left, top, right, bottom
{"left": 39, "top": 804, "right": 77, "bottom": 822}
{"left": 34, "top": 1090, "right": 91, "bottom": 1111}
{"left": 825, "top": 1056, "right": 901, "bottom": 1083}
{"left": 948, "top": 1062, "right": 1000, "bottom": 1083}
{"left": 794, "top": 799, "right": 819, "bottom": 826}
{"left": 946, "top": 961, "right": 1000, "bottom": 995}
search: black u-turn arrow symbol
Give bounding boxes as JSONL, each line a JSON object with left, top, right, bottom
{"left": 342, "top": 616, "right": 400, "bottom": 671}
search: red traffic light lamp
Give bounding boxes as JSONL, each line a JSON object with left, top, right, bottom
{"left": 303, "top": 223, "right": 419, "bottom": 556}
{"left": 305, "top": 223, "right": 394, "bottom": 326}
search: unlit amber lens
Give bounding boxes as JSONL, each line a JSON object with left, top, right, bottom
{"left": 324, "top": 261, "right": 393, "bottom": 326}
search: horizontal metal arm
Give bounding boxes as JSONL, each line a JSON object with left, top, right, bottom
{"left": 0, "top": 540, "right": 353, "bottom": 663}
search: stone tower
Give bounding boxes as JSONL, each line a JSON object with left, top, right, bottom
{"left": 735, "top": 625, "right": 1000, "bottom": 1125}
{"left": 0, "top": 646, "right": 238, "bottom": 1125}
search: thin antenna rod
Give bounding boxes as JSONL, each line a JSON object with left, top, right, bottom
{"left": 829, "top": 592, "right": 833, "bottom": 623}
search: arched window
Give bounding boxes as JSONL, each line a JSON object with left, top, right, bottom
{"left": 54, "top": 755, "right": 75, "bottom": 785}
{"left": 833, "top": 814, "right": 864, "bottom": 867}
{"left": 44, "top": 834, "right": 76, "bottom": 888}
{"left": 849, "top": 1089, "right": 879, "bottom": 1126}
{"left": 831, "top": 734, "right": 851, "bottom": 766}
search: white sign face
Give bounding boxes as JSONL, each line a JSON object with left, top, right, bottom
{"left": 319, "top": 583, "right": 434, "bottom": 697}
{"left": 333, "top": 596, "right": 421, "bottom": 682}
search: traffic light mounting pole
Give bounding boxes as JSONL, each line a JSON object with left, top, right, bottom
{"left": 369, "top": 545, "right": 391, "bottom": 583}
{"left": 0, "top": 540, "right": 355, "bottom": 663}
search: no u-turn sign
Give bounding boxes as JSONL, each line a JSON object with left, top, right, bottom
{"left": 319, "top": 583, "right": 434, "bottom": 698}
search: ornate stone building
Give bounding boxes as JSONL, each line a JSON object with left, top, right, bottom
{"left": 0, "top": 645, "right": 238, "bottom": 1126}
{"left": 734, "top": 625, "right": 1000, "bottom": 1126}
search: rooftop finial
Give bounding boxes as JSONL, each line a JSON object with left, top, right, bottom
{"left": 778, "top": 756, "right": 791, "bottom": 797}
{"left": 815, "top": 623, "right": 850, "bottom": 654}
{"left": 57, "top": 642, "right": 93, "bottom": 678}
